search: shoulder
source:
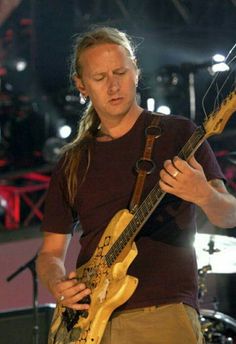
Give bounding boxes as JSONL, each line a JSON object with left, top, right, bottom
{"left": 140, "top": 110, "right": 199, "bottom": 145}
{"left": 51, "top": 154, "right": 67, "bottom": 176}
{"left": 146, "top": 110, "right": 195, "bottom": 124}
{"left": 146, "top": 111, "right": 197, "bottom": 134}
{"left": 47, "top": 153, "right": 70, "bottom": 188}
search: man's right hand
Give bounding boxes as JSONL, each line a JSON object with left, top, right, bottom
{"left": 52, "top": 271, "right": 91, "bottom": 310}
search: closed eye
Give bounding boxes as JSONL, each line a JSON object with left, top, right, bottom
{"left": 92, "top": 68, "right": 127, "bottom": 81}
{"left": 114, "top": 68, "right": 127, "bottom": 75}
{"left": 93, "top": 75, "right": 105, "bottom": 81}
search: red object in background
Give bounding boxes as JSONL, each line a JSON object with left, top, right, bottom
{"left": 0, "top": 67, "right": 7, "bottom": 76}
{"left": 0, "top": 172, "right": 50, "bottom": 229}
{"left": 0, "top": 159, "right": 8, "bottom": 167}
{"left": 20, "top": 18, "right": 32, "bottom": 26}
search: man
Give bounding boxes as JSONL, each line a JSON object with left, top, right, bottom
{"left": 36, "top": 27, "right": 236, "bottom": 344}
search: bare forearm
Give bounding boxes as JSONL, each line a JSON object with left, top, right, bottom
{"left": 36, "top": 252, "right": 66, "bottom": 295}
{"left": 198, "top": 185, "right": 236, "bottom": 228}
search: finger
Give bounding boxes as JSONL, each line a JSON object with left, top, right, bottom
{"left": 172, "top": 156, "right": 185, "bottom": 172}
{"left": 69, "top": 304, "right": 89, "bottom": 311}
{"left": 163, "top": 159, "right": 172, "bottom": 170}
{"left": 163, "top": 159, "right": 181, "bottom": 179}
{"left": 174, "top": 156, "right": 199, "bottom": 177}
{"left": 61, "top": 281, "right": 87, "bottom": 297}
{"left": 55, "top": 277, "right": 81, "bottom": 301}
{"left": 68, "top": 271, "right": 78, "bottom": 280}
{"left": 68, "top": 302, "right": 90, "bottom": 311}
{"left": 188, "top": 155, "right": 202, "bottom": 170}
{"left": 62, "top": 286, "right": 91, "bottom": 309}
{"left": 57, "top": 278, "right": 78, "bottom": 293}
{"left": 160, "top": 169, "right": 176, "bottom": 186}
{"left": 59, "top": 281, "right": 90, "bottom": 301}
{"left": 68, "top": 286, "right": 91, "bottom": 304}
{"left": 159, "top": 179, "right": 177, "bottom": 195}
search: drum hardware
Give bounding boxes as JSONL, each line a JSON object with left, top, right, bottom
{"left": 194, "top": 233, "right": 236, "bottom": 274}
{"left": 200, "top": 309, "right": 236, "bottom": 344}
{"left": 195, "top": 234, "right": 236, "bottom": 342}
{"left": 198, "top": 264, "right": 212, "bottom": 300}
{"left": 204, "top": 239, "right": 220, "bottom": 255}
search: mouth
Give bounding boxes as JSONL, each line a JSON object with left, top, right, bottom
{"left": 109, "top": 97, "right": 123, "bottom": 104}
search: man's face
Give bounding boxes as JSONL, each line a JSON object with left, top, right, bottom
{"left": 75, "top": 43, "right": 139, "bottom": 123}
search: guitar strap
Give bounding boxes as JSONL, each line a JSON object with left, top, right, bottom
{"left": 129, "top": 114, "right": 162, "bottom": 213}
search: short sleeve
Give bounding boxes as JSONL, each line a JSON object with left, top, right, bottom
{"left": 196, "top": 139, "right": 226, "bottom": 182}
{"left": 41, "top": 158, "right": 76, "bottom": 234}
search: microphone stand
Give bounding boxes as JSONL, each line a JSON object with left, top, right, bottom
{"left": 6, "top": 253, "right": 39, "bottom": 344}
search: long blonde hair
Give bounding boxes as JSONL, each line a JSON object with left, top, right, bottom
{"left": 63, "top": 26, "right": 138, "bottom": 206}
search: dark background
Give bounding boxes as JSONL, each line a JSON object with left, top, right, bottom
{"left": 0, "top": 0, "right": 236, "bottom": 168}
{"left": 0, "top": 0, "right": 236, "bottom": 330}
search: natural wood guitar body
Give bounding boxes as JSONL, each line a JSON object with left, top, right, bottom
{"left": 48, "top": 209, "right": 138, "bottom": 344}
{"left": 48, "top": 90, "right": 236, "bottom": 344}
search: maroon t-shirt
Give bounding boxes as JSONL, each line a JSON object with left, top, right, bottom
{"left": 41, "top": 110, "right": 225, "bottom": 312}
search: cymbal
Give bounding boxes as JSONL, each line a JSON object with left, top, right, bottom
{"left": 194, "top": 233, "right": 236, "bottom": 273}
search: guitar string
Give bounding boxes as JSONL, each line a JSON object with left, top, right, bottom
{"left": 105, "top": 127, "right": 206, "bottom": 266}
{"left": 105, "top": 128, "right": 205, "bottom": 264}
{"left": 212, "top": 71, "right": 236, "bottom": 115}
{"left": 62, "top": 84, "right": 236, "bottom": 333}
{"left": 109, "top": 88, "right": 236, "bottom": 263}
{"left": 202, "top": 44, "right": 236, "bottom": 120}
{"left": 65, "top": 93, "right": 235, "bottom": 321}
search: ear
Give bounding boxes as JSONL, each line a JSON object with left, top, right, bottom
{"left": 73, "top": 75, "right": 87, "bottom": 97}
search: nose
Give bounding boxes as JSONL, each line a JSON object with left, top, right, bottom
{"left": 107, "top": 75, "right": 120, "bottom": 94}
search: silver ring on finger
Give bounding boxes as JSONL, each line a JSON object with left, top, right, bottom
{"left": 59, "top": 295, "right": 65, "bottom": 302}
{"left": 173, "top": 170, "right": 179, "bottom": 178}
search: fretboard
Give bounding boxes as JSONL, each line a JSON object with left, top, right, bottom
{"left": 105, "top": 125, "right": 206, "bottom": 266}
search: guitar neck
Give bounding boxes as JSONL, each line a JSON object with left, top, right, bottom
{"left": 105, "top": 125, "right": 206, "bottom": 266}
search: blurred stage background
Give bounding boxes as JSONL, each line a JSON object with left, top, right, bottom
{"left": 0, "top": 1, "right": 236, "bottom": 343}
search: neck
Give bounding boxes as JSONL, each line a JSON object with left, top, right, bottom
{"left": 98, "top": 106, "right": 143, "bottom": 141}
{"left": 96, "top": 130, "right": 115, "bottom": 141}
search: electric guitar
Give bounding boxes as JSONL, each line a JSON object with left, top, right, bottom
{"left": 48, "top": 90, "right": 236, "bottom": 344}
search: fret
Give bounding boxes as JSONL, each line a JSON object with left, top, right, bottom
{"left": 50, "top": 91, "right": 236, "bottom": 343}
{"left": 105, "top": 125, "right": 207, "bottom": 266}
{"left": 179, "top": 126, "right": 205, "bottom": 160}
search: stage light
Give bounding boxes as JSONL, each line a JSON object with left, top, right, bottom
{"left": 210, "top": 54, "right": 229, "bottom": 73}
{"left": 0, "top": 196, "right": 7, "bottom": 208}
{"left": 0, "top": 196, "right": 7, "bottom": 216}
{"left": 65, "top": 94, "right": 80, "bottom": 102}
{"left": 58, "top": 125, "right": 72, "bottom": 139}
{"left": 212, "top": 54, "right": 226, "bottom": 63}
{"left": 15, "top": 59, "right": 27, "bottom": 72}
{"left": 156, "top": 66, "right": 182, "bottom": 89}
{"left": 156, "top": 105, "right": 171, "bottom": 115}
{"left": 211, "top": 62, "right": 230, "bottom": 73}
{"left": 147, "top": 98, "right": 155, "bottom": 111}
{"left": 42, "top": 137, "right": 65, "bottom": 163}
{"left": 5, "top": 83, "right": 13, "bottom": 91}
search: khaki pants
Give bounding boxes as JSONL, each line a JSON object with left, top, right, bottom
{"left": 101, "top": 303, "right": 204, "bottom": 344}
